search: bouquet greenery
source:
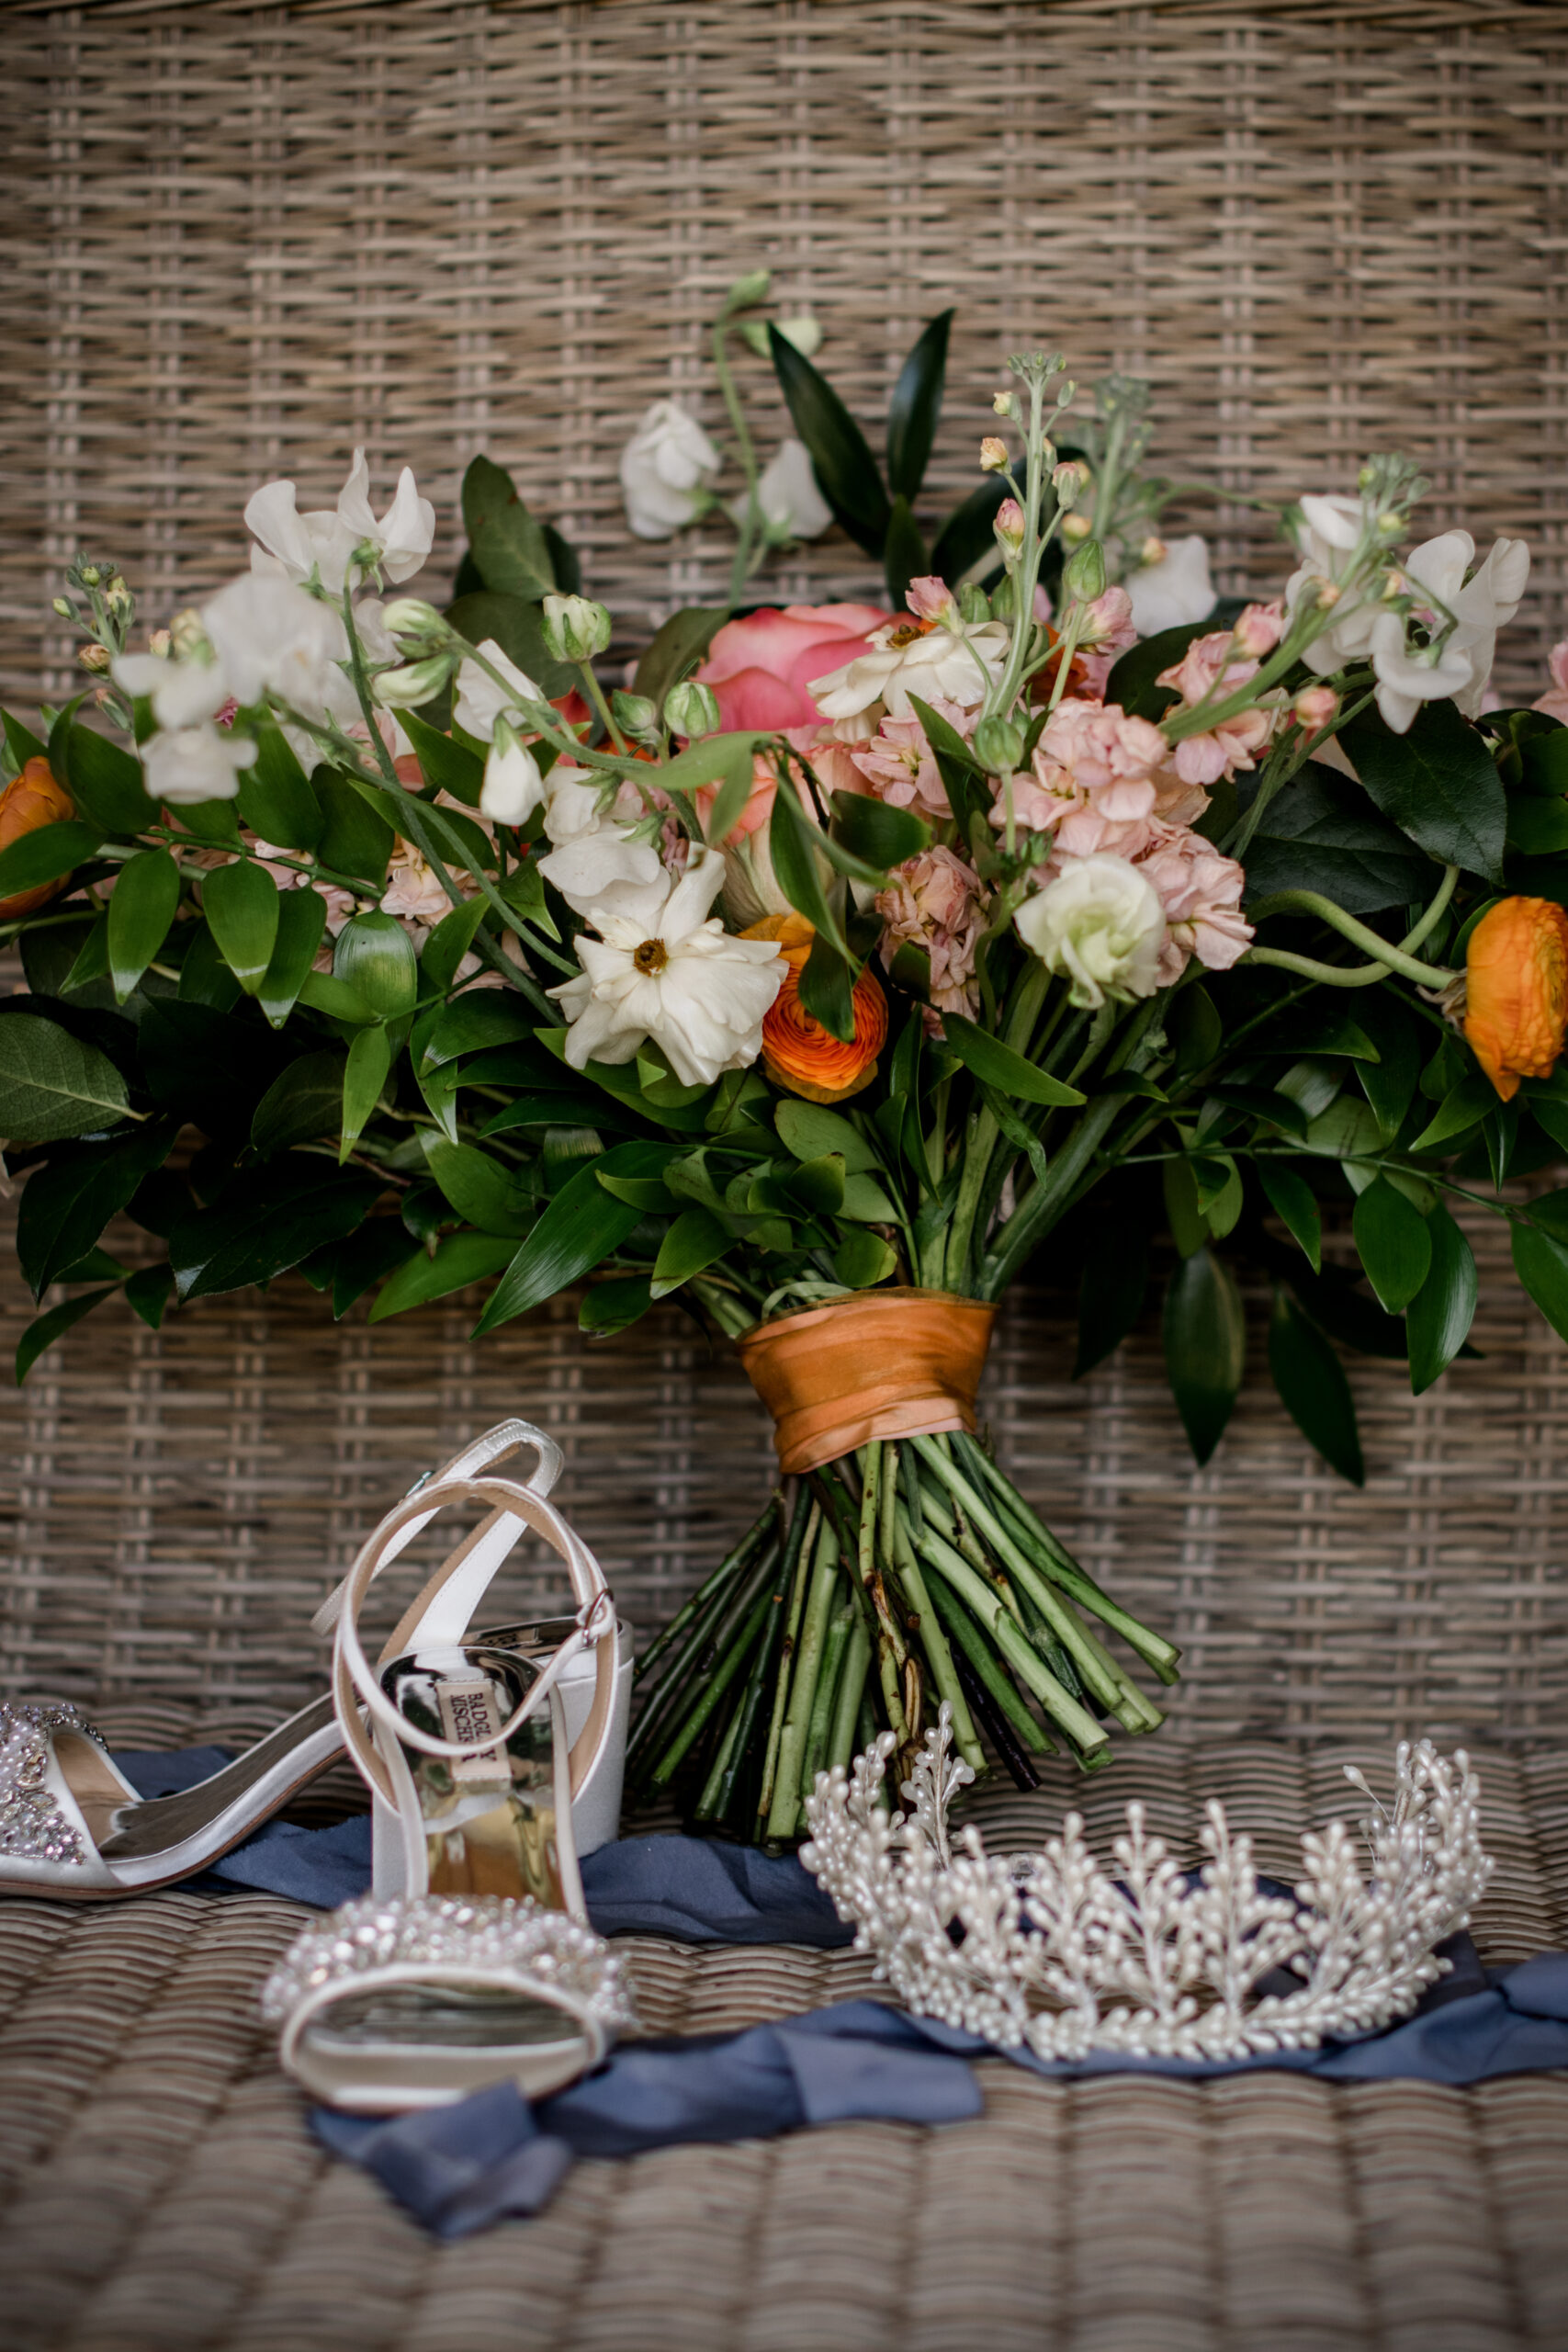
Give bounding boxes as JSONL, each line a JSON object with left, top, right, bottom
{"left": 5, "top": 278, "right": 1567, "bottom": 1843}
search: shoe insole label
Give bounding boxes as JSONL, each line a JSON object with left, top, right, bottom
{"left": 435, "top": 1678, "right": 510, "bottom": 1782}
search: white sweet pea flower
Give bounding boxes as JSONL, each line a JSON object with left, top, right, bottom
{"left": 1014, "top": 854, "right": 1166, "bottom": 1010}
{"left": 479, "top": 720, "right": 546, "bottom": 827}
{"left": 200, "top": 574, "right": 358, "bottom": 729}
{"left": 111, "top": 648, "right": 231, "bottom": 730}
{"left": 549, "top": 846, "right": 785, "bottom": 1085}
{"left": 141, "top": 723, "right": 258, "bottom": 806}
{"left": 730, "top": 438, "right": 832, "bottom": 541}
{"left": 1400, "top": 529, "right": 1530, "bottom": 718}
{"left": 810, "top": 594, "right": 1010, "bottom": 723}
{"left": 454, "top": 640, "right": 543, "bottom": 742}
{"left": 619, "top": 401, "right": 721, "bottom": 540}
{"left": 535, "top": 763, "right": 663, "bottom": 915}
{"left": 1124, "top": 534, "right": 1214, "bottom": 637}
{"left": 1368, "top": 610, "right": 1478, "bottom": 733}
{"left": 1284, "top": 492, "right": 1383, "bottom": 673}
{"left": 244, "top": 448, "right": 434, "bottom": 593}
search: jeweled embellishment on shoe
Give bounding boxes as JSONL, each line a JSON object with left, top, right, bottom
{"left": 0, "top": 1702, "right": 97, "bottom": 1865}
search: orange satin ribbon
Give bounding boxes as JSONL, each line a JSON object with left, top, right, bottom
{"left": 736, "top": 1288, "right": 998, "bottom": 1476}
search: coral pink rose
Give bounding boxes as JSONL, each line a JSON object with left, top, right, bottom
{"left": 697, "top": 601, "right": 891, "bottom": 749}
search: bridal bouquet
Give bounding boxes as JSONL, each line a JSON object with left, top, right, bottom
{"left": 5, "top": 279, "right": 1566, "bottom": 1842}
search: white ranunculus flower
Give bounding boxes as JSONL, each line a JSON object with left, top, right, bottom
{"left": 730, "top": 438, "right": 832, "bottom": 541}
{"left": 479, "top": 721, "right": 546, "bottom": 827}
{"left": 112, "top": 649, "right": 231, "bottom": 731}
{"left": 619, "top": 401, "right": 721, "bottom": 540}
{"left": 244, "top": 448, "right": 434, "bottom": 593}
{"left": 140, "top": 723, "right": 258, "bottom": 806}
{"left": 1367, "top": 610, "right": 1478, "bottom": 734}
{"left": 453, "top": 640, "right": 543, "bottom": 742}
{"left": 549, "top": 845, "right": 785, "bottom": 1085}
{"left": 1014, "top": 854, "right": 1166, "bottom": 1010}
{"left": 1124, "top": 534, "right": 1214, "bottom": 637}
{"left": 809, "top": 615, "right": 1010, "bottom": 724}
{"left": 199, "top": 574, "right": 358, "bottom": 728}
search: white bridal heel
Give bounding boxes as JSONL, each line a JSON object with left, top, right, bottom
{"left": 267, "top": 1431, "right": 633, "bottom": 2110}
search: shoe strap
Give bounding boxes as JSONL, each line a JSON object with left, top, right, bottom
{"left": 331, "top": 1471, "right": 616, "bottom": 1813}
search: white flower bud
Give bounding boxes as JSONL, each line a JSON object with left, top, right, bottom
{"left": 992, "top": 390, "right": 1018, "bottom": 418}
{"left": 664, "top": 679, "right": 721, "bottom": 739}
{"left": 1014, "top": 855, "right": 1166, "bottom": 1011}
{"left": 379, "top": 596, "right": 446, "bottom": 643}
{"left": 1060, "top": 512, "right": 1093, "bottom": 547}
{"left": 479, "top": 717, "right": 546, "bottom": 827}
{"left": 373, "top": 654, "right": 453, "bottom": 707}
{"left": 1052, "top": 461, "right": 1090, "bottom": 512}
{"left": 612, "top": 689, "right": 662, "bottom": 748}
{"left": 541, "top": 593, "right": 613, "bottom": 664}
{"left": 77, "top": 643, "right": 111, "bottom": 673}
{"left": 725, "top": 267, "right": 773, "bottom": 311}
{"left": 979, "top": 436, "right": 1010, "bottom": 473}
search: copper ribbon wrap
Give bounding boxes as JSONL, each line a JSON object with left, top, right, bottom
{"left": 736, "top": 1288, "right": 998, "bottom": 1476}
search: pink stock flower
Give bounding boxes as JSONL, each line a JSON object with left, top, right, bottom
{"left": 875, "top": 845, "right": 987, "bottom": 1021}
{"left": 1534, "top": 641, "right": 1568, "bottom": 725}
{"left": 851, "top": 698, "right": 975, "bottom": 820}
{"left": 1156, "top": 630, "right": 1280, "bottom": 786}
{"left": 1136, "top": 822, "right": 1253, "bottom": 983}
{"left": 1233, "top": 600, "right": 1284, "bottom": 660}
{"left": 696, "top": 600, "right": 892, "bottom": 748}
{"left": 1068, "top": 585, "right": 1138, "bottom": 697}
{"left": 999, "top": 697, "right": 1170, "bottom": 846}
{"left": 904, "top": 576, "right": 957, "bottom": 625}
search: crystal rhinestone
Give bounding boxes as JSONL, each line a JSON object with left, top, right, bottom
{"left": 0, "top": 1702, "right": 99, "bottom": 1869}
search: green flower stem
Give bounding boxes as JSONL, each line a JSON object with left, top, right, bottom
{"left": 649, "top": 1566, "right": 778, "bottom": 1789}
{"left": 714, "top": 1585, "right": 790, "bottom": 1829}
{"left": 626, "top": 1525, "right": 779, "bottom": 1790}
{"left": 635, "top": 1504, "right": 774, "bottom": 1683}
{"left": 800, "top": 1601, "right": 855, "bottom": 1807}
{"left": 942, "top": 1106, "right": 998, "bottom": 1293}
{"left": 1247, "top": 877, "right": 1460, "bottom": 987}
{"left": 916, "top": 1476, "right": 1023, "bottom": 1622}
{"left": 755, "top": 1496, "right": 820, "bottom": 1831}
{"left": 908, "top": 1517, "right": 1107, "bottom": 1755}
{"left": 889, "top": 1500, "right": 985, "bottom": 1771}
{"left": 921, "top": 1568, "right": 1053, "bottom": 1755}
{"left": 826, "top": 1618, "right": 874, "bottom": 1775}
{"left": 765, "top": 1512, "right": 841, "bottom": 1840}
{"left": 577, "top": 661, "right": 627, "bottom": 754}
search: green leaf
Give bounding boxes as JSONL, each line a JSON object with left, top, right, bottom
{"left": 106, "top": 847, "right": 180, "bottom": 1006}
{"left": 16, "top": 1117, "right": 179, "bottom": 1298}
{"left": 1243, "top": 762, "right": 1435, "bottom": 915}
{"left": 202, "top": 860, "right": 280, "bottom": 995}
{"left": 840, "top": 1170, "right": 897, "bottom": 1221}
{"left": 786, "top": 1152, "right": 846, "bottom": 1216}
{"left": 422, "top": 992, "right": 535, "bottom": 1070}
{"left": 929, "top": 478, "right": 1010, "bottom": 587}
{"left": 16, "top": 1285, "right": 117, "bottom": 1384}
{"left": 1162, "top": 1247, "right": 1246, "bottom": 1465}
{"left": 1302, "top": 1096, "right": 1385, "bottom": 1187}
{"left": 1171, "top": 986, "right": 1223, "bottom": 1075}
{"left": 1163, "top": 1156, "right": 1209, "bottom": 1258}
{"left": 882, "top": 493, "right": 929, "bottom": 611}
{"left": 1192, "top": 1150, "right": 1239, "bottom": 1217}
{"left": 650, "top": 1206, "right": 729, "bottom": 1299}
{"left": 633, "top": 608, "right": 728, "bottom": 714}
{"left": 829, "top": 789, "right": 931, "bottom": 871}
{"left": 1104, "top": 620, "right": 1218, "bottom": 724}
{"left": 124, "top": 1263, "right": 174, "bottom": 1330}
{"left": 834, "top": 1228, "right": 897, "bottom": 1288}
{"left": 422, "top": 1135, "right": 534, "bottom": 1237}
{"left": 886, "top": 311, "right": 952, "bottom": 500}
{"left": 1258, "top": 1160, "right": 1323, "bottom": 1273}
{"left": 1253, "top": 1010, "right": 1380, "bottom": 1063}
{"left": 1408, "top": 1204, "right": 1478, "bottom": 1392}
{"left": 236, "top": 724, "right": 321, "bottom": 850}
{"left": 443, "top": 592, "right": 580, "bottom": 703}
{"left": 1340, "top": 701, "right": 1507, "bottom": 886}
{"left": 171, "top": 795, "right": 243, "bottom": 849}
{"left": 1523, "top": 1188, "right": 1568, "bottom": 1243}
{"left": 1506, "top": 794, "right": 1568, "bottom": 858}
{"left": 903, "top": 694, "right": 991, "bottom": 837}
{"left": 462, "top": 453, "right": 525, "bottom": 545}
{"left": 1292, "top": 1266, "right": 1407, "bottom": 1361}
{"left": 579, "top": 1273, "right": 654, "bottom": 1336}
{"left": 1407, "top": 1073, "right": 1496, "bottom": 1155}
{"left": 296, "top": 970, "right": 378, "bottom": 1027}
{"left": 340, "top": 1024, "right": 392, "bottom": 1158}
{"left": 421, "top": 899, "right": 489, "bottom": 997}
{"left": 176, "top": 922, "right": 242, "bottom": 1012}
{"left": 468, "top": 493, "right": 556, "bottom": 602}
{"left": 368, "top": 1228, "right": 518, "bottom": 1322}
{"left": 0, "top": 819, "right": 101, "bottom": 905}
{"left": 768, "top": 773, "right": 852, "bottom": 965}
{"left": 2, "top": 707, "right": 47, "bottom": 769}
{"left": 939, "top": 1013, "right": 1086, "bottom": 1107}
{"left": 316, "top": 769, "right": 394, "bottom": 885}
{"left": 60, "top": 916, "right": 110, "bottom": 1000}
{"left": 170, "top": 1159, "right": 382, "bottom": 1300}
{"left": 768, "top": 323, "right": 891, "bottom": 556}
{"left": 473, "top": 1139, "right": 675, "bottom": 1334}
{"left": 330, "top": 1216, "right": 420, "bottom": 1317}
{"left": 256, "top": 886, "right": 328, "bottom": 1029}
{"left": 1351, "top": 990, "right": 1422, "bottom": 1138}
{"left": 1511, "top": 1218, "right": 1568, "bottom": 1350}
{"left": 774, "top": 1098, "right": 879, "bottom": 1171}
{"left": 333, "top": 911, "right": 419, "bottom": 1020}
{"left": 1268, "top": 1287, "right": 1364, "bottom": 1484}
{"left": 596, "top": 1172, "right": 676, "bottom": 1212}
{"left": 63, "top": 724, "right": 151, "bottom": 834}
{"left": 138, "top": 998, "right": 291, "bottom": 1132}
{"left": 0, "top": 1012, "right": 130, "bottom": 1142}
{"left": 1351, "top": 1175, "right": 1432, "bottom": 1313}
{"left": 1200, "top": 1086, "right": 1307, "bottom": 1140}
{"left": 250, "top": 1050, "right": 346, "bottom": 1159}
{"left": 1073, "top": 1216, "right": 1149, "bottom": 1377}
{"left": 401, "top": 709, "right": 486, "bottom": 810}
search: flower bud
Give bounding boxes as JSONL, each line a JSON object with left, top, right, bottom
{"left": 1382, "top": 569, "right": 1406, "bottom": 601}
{"left": 725, "top": 267, "right": 772, "bottom": 311}
{"left": 994, "top": 498, "right": 1026, "bottom": 553}
{"left": 664, "top": 678, "right": 721, "bottom": 740}
{"left": 957, "top": 582, "right": 992, "bottom": 626}
{"left": 169, "top": 607, "right": 208, "bottom": 660}
{"left": 78, "top": 564, "right": 100, "bottom": 589}
{"left": 992, "top": 390, "right": 1018, "bottom": 418}
{"left": 1315, "top": 581, "right": 1342, "bottom": 610}
{"left": 973, "top": 714, "right": 1025, "bottom": 776}
{"left": 1062, "top": 536, "right": 1107, "bottom": 602}
{"left": 148, "top": 628, "right": 172, "bottom": 659}
{"left": 51, "top": 598, "right": 73, "bottom": 621}
{"left": 373, "top": 654, "right": 453, "bottom": 707}
{"left": 1060, "top": 511, "right": 1093, "bottom": 546}
{"left": 1139, "top": 536, "right": 1168, "bottom": 568}
{"left": 611, "top": 688, "right": 662, "bottom": 747}
{"left": 380, "top": 595, "right": 446, "bottom": 644}
{"left": 1378, "top": 511, "right": 1404, "bottom": 537}
{"left": 105, "top": 575, "right": 133, "bottom": 620}
{"left": 1052, "top": 460, "right": 1089, "bottom": 511}
{"left": 773, "top": 316, "right": 821, "bottom": 358}
{"left": 989, "top": 576, "right": 1016, "bottom": 624}
{"left": 541, "top": 593, "right": 613, "bottom": 664}
{"left": 479, "top": 717, "right": 545, "bottom": 827}
{"left": 1233, "top": 601, "right": 1283, "bottom": 659}
{"left": 77, "top": 643, "right": 110, "bottom": 673}
{"left": 979, "top": 436, "right": 1010, "bottom": 473}
{"left": 1294, "top": 684, "right": 1339, "bottom": 733}
{"left": 0, "top": 758, "right": 76, "bottom": 919}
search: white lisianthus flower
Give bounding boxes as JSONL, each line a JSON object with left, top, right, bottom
{"left": 1124, "top": 534, "right": 1214, "bottom": 637}
{"left": 1014, "top": 854, "right": 1166, "bottom": 1010}
{"left": 454, "top": 640, "right": 543, "bottom": 742}
{"left": 479, "top": 719, "right": 546, "bottom": 827}
{"left": 244, "top": 448, "right": 434, "bottom": 593}
{"left": 809, "top": 596, "right": 1010, "bottom": 724}
{"left": 729, "top": 438, "right": 833, "bottom": 541}
{"left": 550, "top": 846, "right": 786, "bottom": 1085}
{"left": 619, "top": 401, "right": 721, "bottom": 540}
{"left": 200, "top": 574, "right": 359, "bottom": 729}
{"left": 140, "top": 723, "right": 258, "bottom": 806}
{"left": 112, "top": 648, "right": 231, "bottom": 731}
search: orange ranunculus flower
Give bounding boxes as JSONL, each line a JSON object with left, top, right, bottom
{"left": 0, "top": 757, "right": 75, "bottom": 920}
{"left": 743, "top": 911, "right": 888, "bottom": 1103}
{"left": 1464, "top": 895, "right": 1568, "bottom": 1101}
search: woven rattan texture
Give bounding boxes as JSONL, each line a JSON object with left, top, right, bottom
{"left": 4, "top": 0, "right": 1568, "bottom": 705}
{"left": 3, "top": 1193, "right": 1564, "bottom": 1748}
{"left": 0, "top": 1749, "right": 1562, "bottom": 2352}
